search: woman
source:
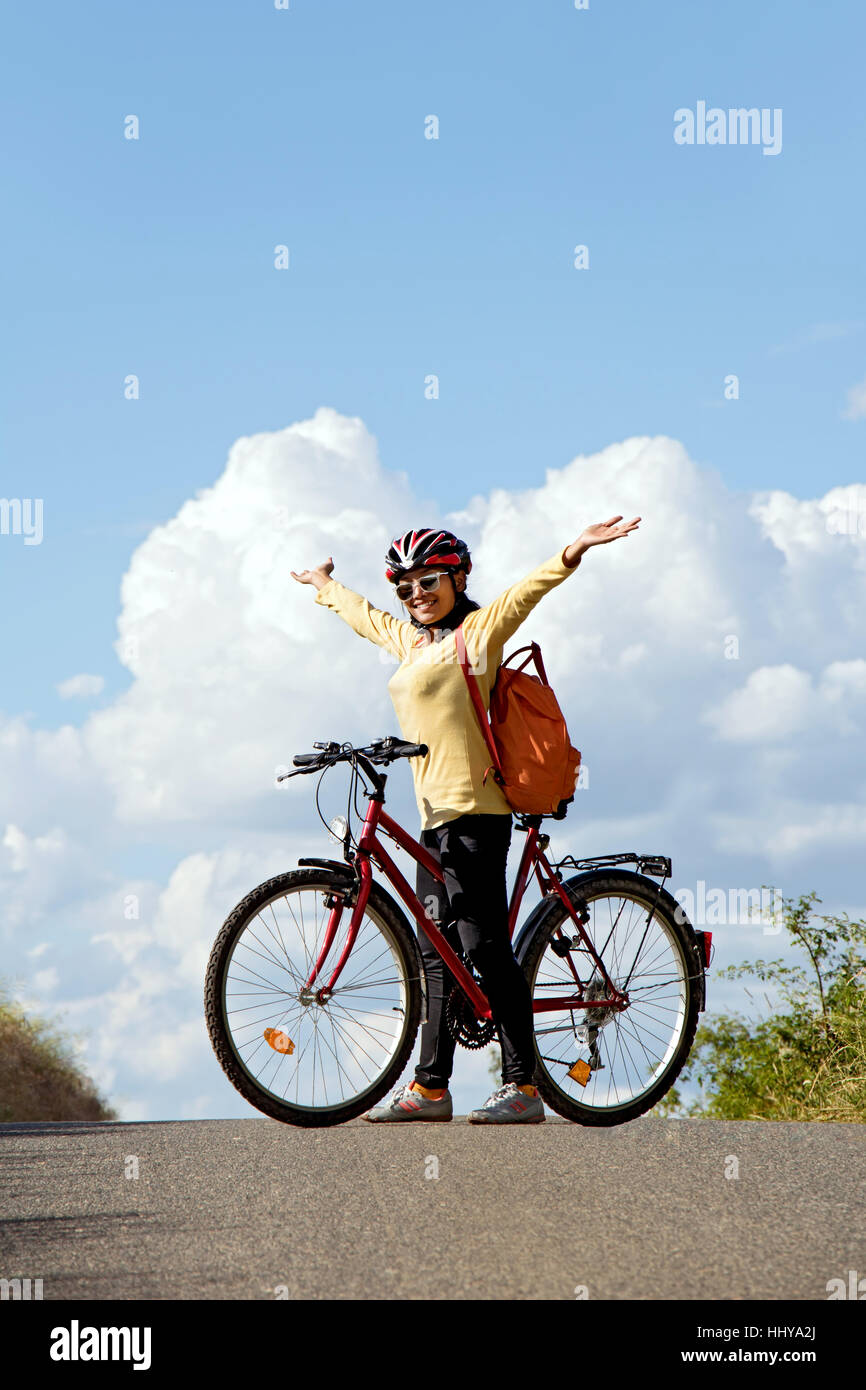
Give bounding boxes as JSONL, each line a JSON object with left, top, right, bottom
{"left": 291, "top": 515, "right": 640, "bottom": 1123}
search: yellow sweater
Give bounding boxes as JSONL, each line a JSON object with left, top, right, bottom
{"left": 314, "top": 547, "right": 580, "bottom": 830}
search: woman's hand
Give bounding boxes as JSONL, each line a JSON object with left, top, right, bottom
{"left": 291, "top": 557, "right": 335, "bottom": 591}
{"left": 564, "top": 516, "right": 641, "bottom": 566}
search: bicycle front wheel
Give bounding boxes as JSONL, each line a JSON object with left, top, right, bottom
{"left": 522, "top": 871, "right": 701, "bottom": 1125}
{"left": 205, "top": 869, "right": 424, "bottom": 1126}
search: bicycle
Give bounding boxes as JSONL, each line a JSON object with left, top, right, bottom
{"left": 205, "top": 736, "right": 711, "bottom": 1127}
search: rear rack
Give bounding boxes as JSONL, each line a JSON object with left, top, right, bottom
{"left": 550, "top": 850, "right": 709, "bottom": 1010}
{"left": 553, "top": 852, "right": 672, "bottom": 879}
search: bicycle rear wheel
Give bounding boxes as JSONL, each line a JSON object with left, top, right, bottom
{"left": 205, "top": 869, "right": 424, "bottom": 1127}
{"left": 522, "top": 871, "right": 701, "bottom": 1125}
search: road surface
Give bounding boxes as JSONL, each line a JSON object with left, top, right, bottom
{"left": 1, "top": 1115, "right": 864, "bottom": 1300}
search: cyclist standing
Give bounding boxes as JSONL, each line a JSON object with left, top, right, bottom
{"left": 291, "top": 516, "right": 639, "bottom": 1122}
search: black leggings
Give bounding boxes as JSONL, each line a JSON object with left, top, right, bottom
{"left": 413, "top": 812, "right": 537, "bottom": 1089}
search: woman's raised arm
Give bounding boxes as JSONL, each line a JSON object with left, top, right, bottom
{"left": 464, "top": 515, "right": 641, "bottom": 658}
{"left": 292, "top": 556, "right": 411, "bottom": 659}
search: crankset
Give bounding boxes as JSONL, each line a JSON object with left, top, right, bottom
{"left": 445, "top": 987, "right": 496, "bottom": 1050}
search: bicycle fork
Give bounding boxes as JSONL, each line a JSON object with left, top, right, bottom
{"left": 302, "top": 857, "right": 370, "bottom": 1001}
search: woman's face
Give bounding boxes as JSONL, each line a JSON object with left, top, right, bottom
{"left": 398, "top": 566, "right": 466, "bottom": 625}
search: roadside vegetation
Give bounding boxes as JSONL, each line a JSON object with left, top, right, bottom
{"left": 658, "top": 890, "right": 865, "bottom": 1122}
{"left": 488, "top": 890, "right": 866, "bottom": 1122}
{"left": 0, "top": 981, "right": 117, "bottom": 1122}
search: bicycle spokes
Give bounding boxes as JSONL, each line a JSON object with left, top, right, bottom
{"left": 221, "top": 884, "right": 411, "bottom": 1111}
{"left": 531, "top": 888, "right": 690, "bottom": 1113}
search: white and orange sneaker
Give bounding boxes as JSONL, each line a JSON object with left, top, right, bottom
{"left": 468, "top": 1082, "right": 545, "bottom": 1124}
{"left": 363, "top": 1082, "right": 453, "bottom": 1122}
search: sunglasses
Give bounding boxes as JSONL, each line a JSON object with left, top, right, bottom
{"left": 394, "top": 570, "right": 451, "bottom": 602}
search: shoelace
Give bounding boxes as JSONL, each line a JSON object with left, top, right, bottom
{"left": 392, "top": 1084, "right": 447, "bottom": 1105}
{"left": 483, "top": 1084, "right": 518, "bottom": 1107}
{"left": 392, "top": 1083, "right": 430, "bottom": 1104}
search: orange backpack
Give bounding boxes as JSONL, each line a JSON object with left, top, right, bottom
{"left": 455, "top": 626, "right": 581, "bottom": 817}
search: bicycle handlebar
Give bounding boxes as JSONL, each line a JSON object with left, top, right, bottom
{"left": 280, "top": 736, "right": 428, "bottom": 781}
{"left": 388, "top": 742, "right": 428, "bottom": 761}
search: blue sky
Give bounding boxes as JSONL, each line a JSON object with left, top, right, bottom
{"left": 3, "top": 0, "right": 865, "bottom": 724}
{"left": 2, "top": 1, "right": 865, "bottom": 1121}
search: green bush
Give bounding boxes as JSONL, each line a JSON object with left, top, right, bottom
{"left": 659, "top": 891, "right": 866, "bottom": 1122}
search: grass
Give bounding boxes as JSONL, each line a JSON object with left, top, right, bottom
{"left": 0, "top": 983, "right": 118, "bottom": 1122}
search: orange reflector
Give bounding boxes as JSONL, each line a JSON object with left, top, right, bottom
{"left": 264, "top": 1027, "right": 295, "bottom": 1055}
{"left": 567, "top": 1059, "right": 591, "bottom": 1087}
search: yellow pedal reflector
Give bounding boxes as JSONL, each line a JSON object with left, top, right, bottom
{"left": 264, "top": 1027, "right": 295, "bottom": 1055}
{"left": 568, "top": 1059, "right": 591, "bottom": 1087}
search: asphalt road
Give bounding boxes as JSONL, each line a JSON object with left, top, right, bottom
{"left": 1, "top": 1116, "right": 864, "bottom": 1300}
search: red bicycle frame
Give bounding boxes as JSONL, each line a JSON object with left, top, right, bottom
{"left": 303, "top": 793, "right": 628, "bottom": 1021}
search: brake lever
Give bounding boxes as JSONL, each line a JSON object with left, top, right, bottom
{"left": 278, "top": 754, "right": 341, "bottom": 781}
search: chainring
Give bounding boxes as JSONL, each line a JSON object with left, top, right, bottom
{"left": 445, "top": 987, "right": 496, "bottom": 1050}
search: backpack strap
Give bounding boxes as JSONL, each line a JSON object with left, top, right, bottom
{"left": 455, "top": 625, "right": 505, "bottom": 787}
{"left": 501, "top": 642, "right": 548, "bottom": 686}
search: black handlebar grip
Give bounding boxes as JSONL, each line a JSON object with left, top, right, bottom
{"left": 292, "top": 753, "right": 323, "bottom": 767}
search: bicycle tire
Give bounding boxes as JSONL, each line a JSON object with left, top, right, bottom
{"left": 521, "top": 870, "right": 701, "bottom": 1126}
{"left": 205, "top": 868, "right": 425, "bottom": 1127}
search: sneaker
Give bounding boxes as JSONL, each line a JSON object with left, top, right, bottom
{"left": 467, "top": 1082, "right": 545, "bottom": 1124}
{"left": 363, "top": 1082, "right": 453, "bottom": 1122}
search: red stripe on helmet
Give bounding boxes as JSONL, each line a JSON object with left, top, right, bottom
{"left": 424, "top": 551, "right": 460, "bottom": 567}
